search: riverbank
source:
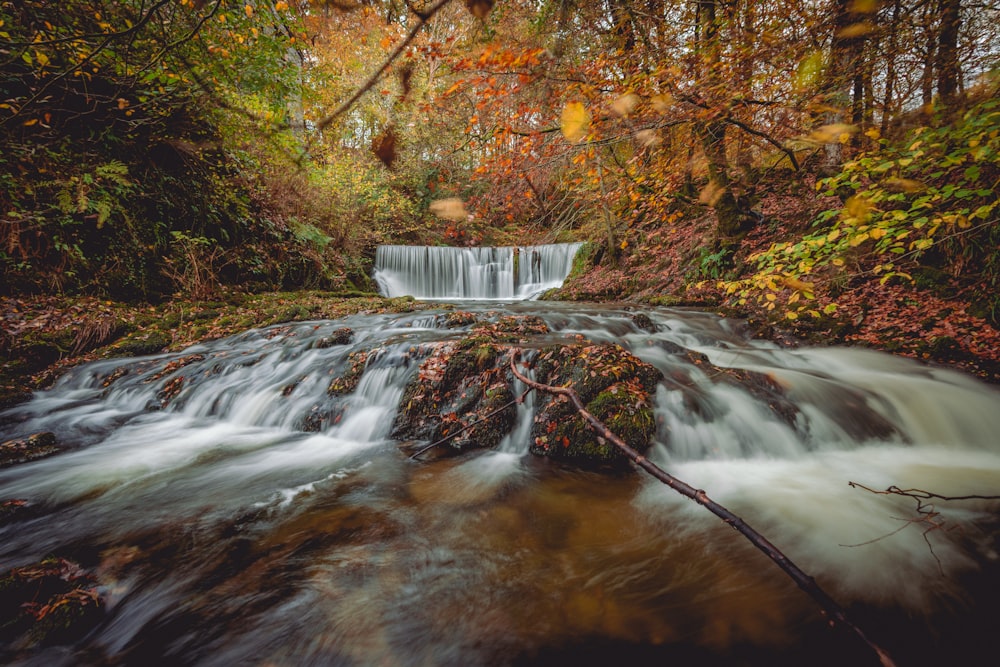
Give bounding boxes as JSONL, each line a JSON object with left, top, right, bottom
{"left": 3, "top": 268, "right": 999, "bottom": 416}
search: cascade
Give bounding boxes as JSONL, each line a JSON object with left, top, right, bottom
{"left": 2, "top": 303, "right": 1000, "bottom": 666}
{"left": 373, "top": 242, "right": 583, "bottom": 300}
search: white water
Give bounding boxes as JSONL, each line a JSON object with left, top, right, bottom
{"left": 2, "top": 304, "right": 1000, "bottom": 665}
{"left": 373, "top": 243, "right": 584, "bottom": 300}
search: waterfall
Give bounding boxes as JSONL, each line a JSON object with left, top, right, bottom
{"left": 373, "top": 243, "right": 583, "bottom": 300}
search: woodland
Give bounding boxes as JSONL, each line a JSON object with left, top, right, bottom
{"left": 1, "top": 2, "right": 1000, "bottom": 665}
{"left": 1, "top": 0, "right": 999, "bottom": 386}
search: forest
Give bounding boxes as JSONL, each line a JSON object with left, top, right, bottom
{"left": 1, "top": 0, "right": 998, "bottom": 383}
{"left": 1, "top": 1, "right": 1000, "bottom": 665}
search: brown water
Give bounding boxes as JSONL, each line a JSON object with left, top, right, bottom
{"left": 2, "top": 304, "right": 999, "bottom": 666}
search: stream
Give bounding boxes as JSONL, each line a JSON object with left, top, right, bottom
{"left": 2, "top": 247, "right": 1000, "bottom": 665}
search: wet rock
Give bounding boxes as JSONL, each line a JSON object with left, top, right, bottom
{"left": 327, "top": 348, "right": 377, "bottom": 396}
{"left": 0, "top": 432, "right": 61, "bottom": 468}
{"left": 314, "top": 327, "right": 354, "bottom": 348}
{"left": 0, "top": 557, "right": 104, "bottom": 646}
{"left": 393, "top": 340, "right": 516, "bottom": 454}
{"left": 529, "top": 343, "right": 663, "bottom": 467}
{"left": 630, "top": 312, "right": 657, "bottom": 332}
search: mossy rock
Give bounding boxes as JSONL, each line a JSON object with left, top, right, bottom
{"left": 393, "top": 341, "right": 516, "bottom": 454}
{"left": 529, "top": 343, "right": 663, "bottom": 467}
{"left": 114, "top": 331, "right": 172, "bottom": 356}
{"left": 314, "top": 327, "right": 354, "bottom": 349}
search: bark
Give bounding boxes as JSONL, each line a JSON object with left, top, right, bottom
{"left": 936, "top": 0, "right": 962, "bottom": 107}
{"left": 509, "top": 350, "right": 898, "bottom": 667}
{"left": 821, "top": 0, "right": 868, "bottom": 172}
{"left": 694, "top": 0, "right": 755, "bottom": 237}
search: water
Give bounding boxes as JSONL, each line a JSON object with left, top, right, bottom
{"left": 373, "top": 243, "right": 584, "bottom": 300}
{"left": 2, "top": 303, "right": 1000, "bottom": 665}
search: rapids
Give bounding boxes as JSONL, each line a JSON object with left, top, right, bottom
{"left": 2, "top": 302, "right": 1000, "bottom": 666}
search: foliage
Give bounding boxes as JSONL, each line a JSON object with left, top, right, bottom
{"left": 729, "top": 86, "right": 1000, "bottom": 323}
{"left": 0, "top": 0, "right": 349, "bottom": 299}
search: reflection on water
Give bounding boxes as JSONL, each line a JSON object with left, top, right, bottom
{"left": 1, "top": 303, "right": 999, "bottom": 666}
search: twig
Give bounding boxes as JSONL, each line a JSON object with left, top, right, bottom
{"left": 846, "top": 482, "right": 1000, "bottom": 574}
{"left": 509, "top": 349, "right": 898, "bottom": 667}
{"left": 409, "top": 389, "right": 531, "bottom": 460}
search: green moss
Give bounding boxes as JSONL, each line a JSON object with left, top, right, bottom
{"left": 114, "top": 331, "right": 173, "bottom": 356}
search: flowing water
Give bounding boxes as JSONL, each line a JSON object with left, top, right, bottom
{"left": 373, "top": 244, "right": 584, "bottom": 300}
{"left": 3, "top": 257, "right": 1000, "bottom": 665}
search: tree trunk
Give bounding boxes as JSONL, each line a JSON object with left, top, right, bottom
{"left": 821, "top": 0, "right": 868, "bottom": 172}
{"left": 695, "top": 0, "right": 754, "bottom": 237}
{"left": 936, "top": 0, "right": 962, "bottom": 108}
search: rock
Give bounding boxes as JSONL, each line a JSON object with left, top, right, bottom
{"left": 0, "top": 432, "right": 61, "bottom": 468}
{"left": 0, "top": 557, "right": 104, "bottom": 646}
{"left": 393, "top": 340, "right": 516, "bottom": 454}
{"left": 314, "top": 327, "right": 353, "bottom": 348}
{"left": 529, "top": 343, "right": 663, "bottom": 467}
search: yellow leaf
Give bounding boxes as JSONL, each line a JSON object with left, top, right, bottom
{"left": 782, "top": 276, "right": 814, "bottom": 292}
{"left": 794, "top": 51, "right": 825, "bottom": 91}
{"left": 808, "top": 123, "right": 858, "bottom": 144}
{"left": 849, "top": 0, "right": 879, "bottom": 12}
{"left": 832, "top": 258, "right": 845, "bottom": 266}
{"left": 864, "top": 127, "right": 880, "bottom": 140}
{"left": 560, "top": 101, "right": 590, "bottom": 143}
{"left": 275, "top": 1, "right": 289, "bottom": 10}
{"left": 836, "top": 22, "right": 874, "bottom": 39}
{"left": 23, "top": 118, "right": 38, "bottom": 126}
{"left": 843, "top": 195, "right": 871, "bottom": 222}
{"left": 619, "top": 239, "right": 628, "bottom": 250}
{"left": 245, "top": 4, "right": 253, "bottom": 17}
{"left": 634, "top": 129, "right": 661, "bottom": 147}
{"left": 848, "top": 232, "right": 869, "bottom": 247}
{"left": 35, "top": 50, "right": 49, "bottom": 67}
{"left": 869, "top": 227, "right": 886, "bottom": 240}
{"left": 785, "top": 311, "right": 799, "bottom": 320}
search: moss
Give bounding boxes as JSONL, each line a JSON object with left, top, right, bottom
{"left": 114, "top": 331, "right": 172, "bottom": 356}
{"left": 529, "top": 343, "right": 663, "bottom": 467}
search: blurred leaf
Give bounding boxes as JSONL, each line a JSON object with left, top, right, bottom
{"left": 560, "top": 101, "right": 590, "bottom": 143}
{"left": 611, "top": 93, "right": 639, "bottom": 117}
{"left": 464, "top": 0, "right": 494, "bottom": 19}
{"left": 430, "top": 198, "right": 469, "bottom": 222}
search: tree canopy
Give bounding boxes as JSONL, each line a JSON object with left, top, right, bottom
{"left": 2, "top": 0, "right": 998, "bottom": 329}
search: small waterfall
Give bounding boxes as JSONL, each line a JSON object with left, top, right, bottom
{"left": 373, "top": 243, "right": 583, "bottom": 300}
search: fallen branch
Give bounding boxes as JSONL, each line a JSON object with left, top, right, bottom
{"left": 509, "top": 350, "right": 897, "bottom": 667}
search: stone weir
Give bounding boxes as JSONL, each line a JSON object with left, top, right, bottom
{"left": 373, "top": 242, "right": 584, "bottom": 300}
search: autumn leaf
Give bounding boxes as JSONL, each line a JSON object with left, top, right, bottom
{"left": 430, "top": 198, "right": 469, "bottom": 221}
{"left": 372, "top": 126, "right": 397, "bottom": 167}
{"left": 807, "top": 123, "right": 858, "bottom": 144}
{"left": 560, "top": 101, "right": 590, "bottom": 143}
{"left": 611, "top": 93, "right": 639, "bottom": 117}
